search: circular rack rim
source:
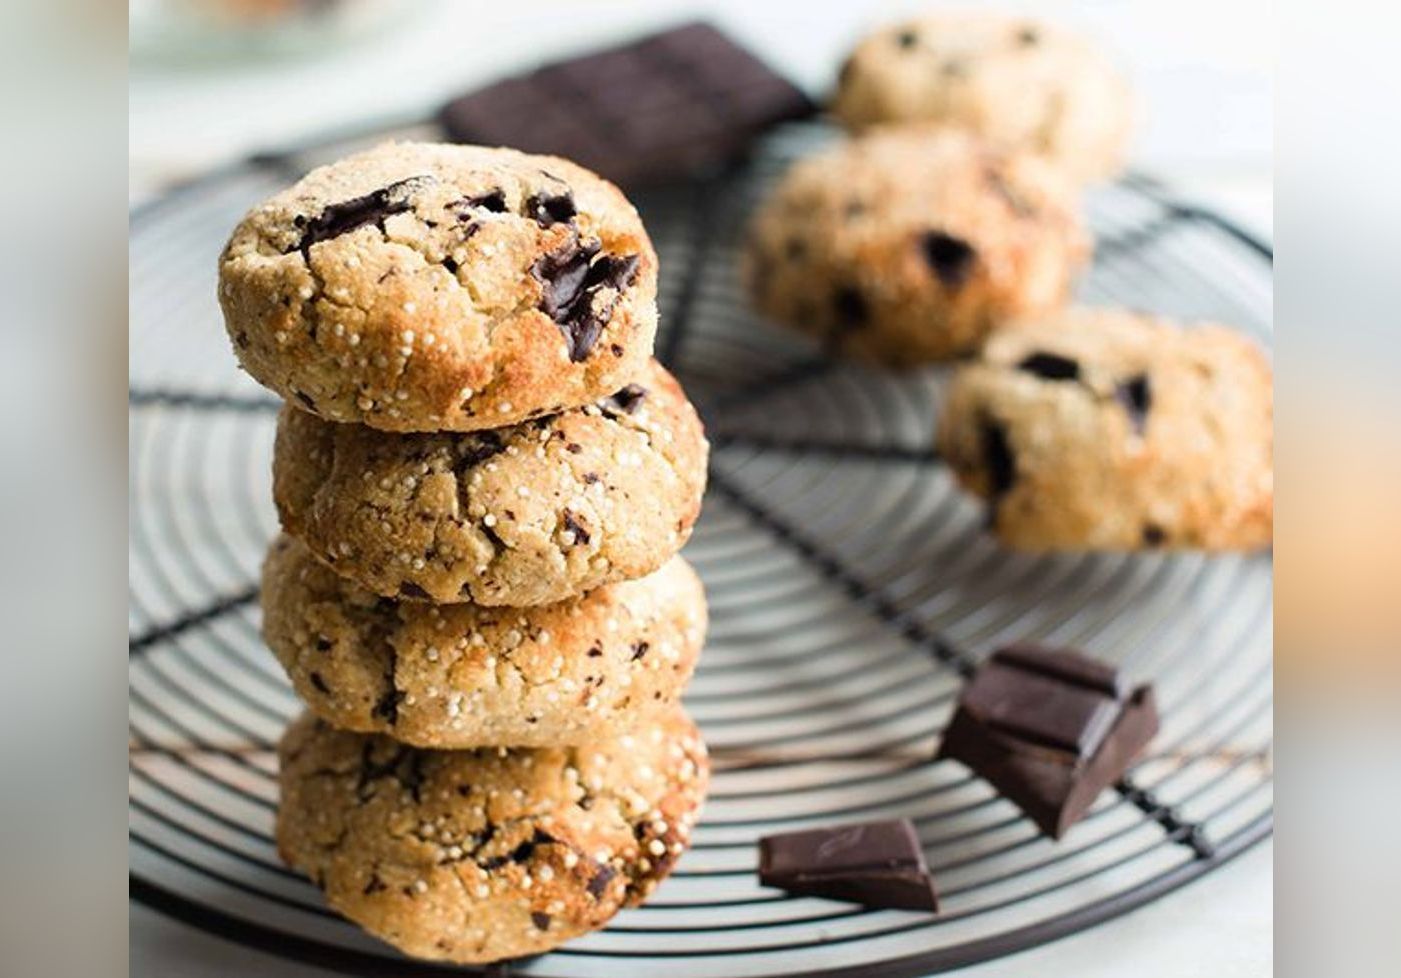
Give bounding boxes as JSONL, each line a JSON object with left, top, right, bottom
{"left": 130, "top": 118, "right": 1273, "bottom": 978}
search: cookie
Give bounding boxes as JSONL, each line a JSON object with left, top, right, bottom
{"left": 936, "top": 308, "right": 1273, "bottom": 550}
{"left": 743, "top": 128, "right": 1088, "bottom": 363}
{"left": 272, "top": 358, "right": 708, "bottom": 606}
{"left": 219, "top": 141, "right": 658, "bottom": 431}
{"left": 262, "top": 534, "right": 707, "bottom": 748}
{"left": 832, "top": 13, "right": 1133, "bottom": 182}
{"left": 276, "top": 705, "right": 708, "bottom": 964}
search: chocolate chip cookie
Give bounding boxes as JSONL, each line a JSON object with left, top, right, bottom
{"left": 743, "top": 128, "right": 1088, "bottom": 363}
{"left": 219, "top": 141, "right": 658, "bottom": 431}
{"left": 276, "top": 705, "right": 708, "bottom": 964}
{"left": 832, "top": 13, "right": 1133, "bottom": 182}
{"left": 272, "top": 358, "right": 708, "bottom": 606}
{"left": 937, "top": 308, "right": 1273, "bottom": 550}
{"left": 262, "top": 534, "right": 707, "bottom": 748}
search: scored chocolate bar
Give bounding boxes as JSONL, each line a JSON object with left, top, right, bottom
{"left": 758, "top": 819, "right": 939, "bottom": 912}
{"left": 938, "top": 644, "right": 1159, "bottom": 839}
{"left": 438, "top": 21, "right": 815, "bottom": 187}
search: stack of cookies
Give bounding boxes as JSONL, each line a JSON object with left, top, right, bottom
{"left": 218, "top": 142, "right": 711, "bottom": 963}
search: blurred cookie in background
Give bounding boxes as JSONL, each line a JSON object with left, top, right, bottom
{"left": 938, "top": 308, "right": 1273, "bottom": 551}
{"left": 742, "top": 128, "right": 1088, "bottom": 364}
{"left": 832, "top": 12, "right": 1133, "bottom": 182}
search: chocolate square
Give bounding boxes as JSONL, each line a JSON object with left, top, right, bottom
{"left": 759, "top": 819, "right": 939, "bottom": 912}
{"left": 438, "top": 22, "right": 815, "bottom": 187}
{"left": 938, "top": 644, "right": 1158, "bottom": 839}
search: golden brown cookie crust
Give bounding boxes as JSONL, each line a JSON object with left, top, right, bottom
{"left": 219, "top": 141, "right": 658, "bottom": 432}
{"left": 937, "top": 308, "right": 1273, "bottom": 550}
{"left": 262, "top": 535, "right": 707, "bottom": 748}
{"left": 832, "top": 13, "right": 1133, "bottom": 182}
{"left": 276, "top": 705, "right": 708, "bottom": 964}
{"left": 743, "top": 128, "right": 1088, "bottom": 364}
{"left": 272, "top": 358, "right": 708, "bottom": 606}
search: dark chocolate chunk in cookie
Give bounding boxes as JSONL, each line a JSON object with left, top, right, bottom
{"left": 586, "top": 864, "right": 616, "bottom": 899}
{"left": 833, "top": 285, "right": 869, "bottom": 327}
{"left": 1115, "top": 374, "right": 1152, "bottom": 433}
{"left": 457, "top": 188, "right": 508, "bottom": 213}
{"left": 980, "top": 419, "right": 1016, "bottom": 497}
{"left": 533, "top": 238, "right": 601, "bottom": 320}
{"left": 532, "top": 243, "right": 641, "bottom": 361}
{"left": 920, "top": 231, "right": 976, "bottom": 288}
{"left": 896, "top": 29, "right": 920, "bottom": 49}
{"left": 1018, "top": 352, "right": 1081, "bottom": 381}
{"left": 602, "top": 383, "right": 647, "bottom": 416}
{"left": 457, "top": 431, "right": 506, "bottom": 470}
{"left": 524, "top": 190, "right": 578, "bottom": 228}
{"left": 562, "top": 511, "right": 591, "bottom": 545}
{"left": 294, "top": 176, "right": 431, "bottom": 256}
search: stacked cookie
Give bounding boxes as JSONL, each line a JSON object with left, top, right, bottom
{"left": 219, "top": 142, "right": 710, "bottom": 963}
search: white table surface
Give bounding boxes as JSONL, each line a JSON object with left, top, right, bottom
{"left": 128, "top": 2, "right": 1272, "bottom": 974}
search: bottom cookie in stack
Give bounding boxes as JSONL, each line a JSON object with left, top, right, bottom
{"left": 276, "top": 705, "right": 709, "bottom": 964}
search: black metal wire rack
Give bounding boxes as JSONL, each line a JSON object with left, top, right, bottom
{"left": 129, "top": 119, "right": 1273, "bottom": 977}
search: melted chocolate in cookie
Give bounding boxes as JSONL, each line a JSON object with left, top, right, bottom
{"left": 524, "top": 190, "right": 578, "bottom": 228}
{"left": 921, "top": 231, "right": 977, "bottom": 288}
{"left": 1018, "top": 352, "right": 1081, "bottom": 381}
{"left": 1115, "top": 374, "right": 1152, "bottom": 433}
{"left": 532, "top": 240, "right": 641, "bottom": 361}
{"left": 294, "top": 176, "right": 432, "bottom": 256}
{"left": 602, "top": 383, "right": 647, "bottom": 416}
{"left": 981, "top": 419, "right": 1016, "bottom": 497}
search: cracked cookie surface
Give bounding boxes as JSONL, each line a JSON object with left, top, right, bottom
{"left": 273, "top": 358, "right": 708, "bottom": 606}
{"left": 276, "top": 705, "right": 708, "bottom": 964}
{"left": 743, "top": 128, "right": 1087, "bottom": 364}
{"left": 832, "top": 13, "right": 1133, "bottom": 182}
{"left": 262, "top": 535, "right": 706, "bottom": 748}
{"left": 219, "top": 141, "right": 658, "bottom": 431}
{"left": 937, "top": 308, "right": 1273, "bottom": 550}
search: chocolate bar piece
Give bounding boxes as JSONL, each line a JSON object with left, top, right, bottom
{"left": 438, "top": 22, "right": 815, "bottom": 187}
{"left": 938, "top": 644, "right": 1159, "bottom": 839}
{"left": 759, "top": 819, "right": 939, "bottom": 912}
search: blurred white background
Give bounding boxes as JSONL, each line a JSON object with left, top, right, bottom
{"left": 130, "top": 0, "right": 1272, "bottom": 232}
{"left": 128, "top": 1, "right": 1272, "bottom": 975}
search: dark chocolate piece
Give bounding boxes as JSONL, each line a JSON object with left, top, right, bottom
{"left": 938, "top": 644, "right": 1158, "bottom": 838}
{"left": 758, "top": 819, "right": 939, "bottom": 912}
{"left": 438, "top": 22, "right": 815, "bottom": 187}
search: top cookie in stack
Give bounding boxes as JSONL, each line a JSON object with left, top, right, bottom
{"left": 220, "top": 141, "right": 659, "bottom": 432}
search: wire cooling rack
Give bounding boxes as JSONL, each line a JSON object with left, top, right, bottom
{"left": 129, "top": 120, "right": 1273, "bottom": 977}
